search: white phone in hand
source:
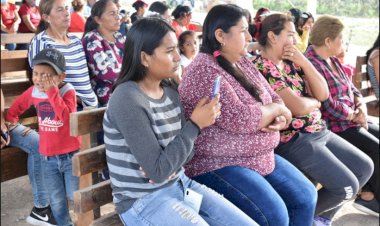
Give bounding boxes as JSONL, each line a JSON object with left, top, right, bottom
{"left": 211, "top": 76, "right": 222, "bottom": 98}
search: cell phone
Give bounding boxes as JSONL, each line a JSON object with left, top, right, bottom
{"left": 184, "top": 188, "right": 203, "bottom": 213}
{"left": 211, "top": 76, "right": 222, "bottom": 98}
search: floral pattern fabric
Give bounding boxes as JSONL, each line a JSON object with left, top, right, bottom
{"left": 252, "top": 55, "right": 326, "bottom": 143}
{"left": 82, "top": 30, "right": 125, "bottom": 105}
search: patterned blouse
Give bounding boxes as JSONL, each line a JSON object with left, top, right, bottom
{"left": 305, "top": 46, "right": 361, "bottom": 133}
{"left": 252, "top": 55, "right": 326, "bottom": 143}
{"left": 179, "top": 53, "right": 282, "bottom": 176}
{"left": 82, "top": 30, "right": 125, "bottom": 105}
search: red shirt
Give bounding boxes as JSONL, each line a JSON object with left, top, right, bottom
{"left": 18, "top": 3, "right": 40, "bottom": 33}
{"left": 171, "top": 20, "right": 197, "bottom": 38}
{"left": 1, "top": 3, "right": 17, "bottom": 30}
{"left": 6, "top": 84, "right": 81, "bottom": 156}
{"left": 68, "top": 12, "right": 85, "bottom": 32}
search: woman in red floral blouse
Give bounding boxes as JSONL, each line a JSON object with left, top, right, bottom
{"left": 252, "top": 13, "right": 374, "bottom": 226}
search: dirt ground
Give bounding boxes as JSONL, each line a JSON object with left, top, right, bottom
{"left": 1, "top": 176, "right": 379, "bottom": 226}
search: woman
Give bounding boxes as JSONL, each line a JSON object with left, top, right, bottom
{"left": 29, "top": 0, "right": 98, "bottom": 108}
{"left": 171, "top": 4, "right": 194, "bottom": 38}
{"left": 68, "top": 0, "right": 86, "bottom": 32}
{"left": 289, "top": 8, "right": 309, "bottom": 53}
{"left": 104, "top": 17, "right": 259, "bottom": 226}
{"left": 149, "top": 1, "right": 171, "bottom": 22}
{"left": 1, "top": 0, "right": 21, "bottom": 50}
{"left": 179, "top": 4, "right": 317, "bottom": 226}
{"left": 82, "top": 0, "right": 125, "bottom": 106}
{"left": 305, "top": 15, "right": 379, "bottom": 217}
{"left": 250, "top": 7, "right": 270, "bottom": 42}
{"left": 253, "top": 13, "right": 374, "bottom": 226}
{"left": 366, "top": 34, "right": 379, "bottom": 100}
{"left": 18, "top": 0, "right": 40, "bottom": 34}
{"left": 130, "top": 0, "right": 147, "bottom": 24}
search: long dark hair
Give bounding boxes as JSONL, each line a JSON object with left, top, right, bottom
{"left": 149, "top": 1, "right": 169, "bottom": 15}
{"left": 201, "top": 4, "right": 261, "bottom": 101}
{"left": 83, "top": 0, "right": 116, "bottom": 37}
{"left": 113, "top": 18, "right": 175, "bottom": 90}
{"left": 366, "top": 34, "right": 379, "bottom": 63}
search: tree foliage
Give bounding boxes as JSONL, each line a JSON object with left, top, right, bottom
{"left": 252, "top": 0, "right": 379, "bottom": 18}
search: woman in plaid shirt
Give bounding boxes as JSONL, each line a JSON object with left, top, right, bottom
{"left": 305, "top": 15, "right": 379, "bottom": 217}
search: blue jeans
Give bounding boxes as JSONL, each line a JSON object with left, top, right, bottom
{"left": 9, "top": 124, "right": 49, "bottom": 208}
{"left": 193, "top": 155, "right": 317, "bottom": 226}
{"left": 42, "top": 151, "right": 79, "bottom": 226}
{"left": 1, "top": 31, "right": 16, "bottom": 50}
{"left": 119, "top": 172, "right": 259, "bottom": 226}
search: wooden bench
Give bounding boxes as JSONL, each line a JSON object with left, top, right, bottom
{"left": 1, "top": 32, "right": 84, "bottom": 48}
{"left": 70, "top": 107, "right": 123, "bottom": 226}
{"left": 353, "top": 55, "right": 379, "bottom": 117}
{"left": 1, "top": 50, "right": 36, "bottom": 183}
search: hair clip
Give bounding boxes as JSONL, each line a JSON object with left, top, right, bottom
{"left": 213, "top": 50, "right": 221, "bottom": 58}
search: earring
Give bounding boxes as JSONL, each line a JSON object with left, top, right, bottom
{"left": 221, "top": 42, "right": 225, "bottom": 47}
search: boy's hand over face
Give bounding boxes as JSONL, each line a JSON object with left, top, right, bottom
{"left": 41, "top": 74, "right": 58, "bottom": 92}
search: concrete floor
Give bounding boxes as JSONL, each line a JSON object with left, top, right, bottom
{"left": 1, "top": 176, "right": 378, "bottom": 226}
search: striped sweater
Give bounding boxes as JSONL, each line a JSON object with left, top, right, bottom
{"left": 28, "top": 31, "right": 98, "bottom": 107}
{"left": 103, "top": 81, "right": 199, "bottom": 213}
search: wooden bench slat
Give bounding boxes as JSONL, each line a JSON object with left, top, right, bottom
{"left": 91, "top": 212, "right": 123, "bottom": 226}
{"left": 1, "top": 33, "right": 83, "bottom": 45}
{"left": 72, "top": 145, "right": 107, "bottom": 176}
{"left": 70, "top": 107, "right": 106, "bottom": 136}
{"left": 1, "top": 147, "right": 28, "bottom": 182}
{"left": 74, "top": 180, "right": 113, "bottom": 213}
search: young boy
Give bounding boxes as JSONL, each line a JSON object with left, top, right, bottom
{"left": 6, "top": 48, "right": 81, "bottom": 226}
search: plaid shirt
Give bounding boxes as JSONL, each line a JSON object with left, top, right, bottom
{"left": 305, "top": 46, "right": 361, "bottom": 132}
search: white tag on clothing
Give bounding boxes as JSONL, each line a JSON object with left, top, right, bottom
{"left": 184, "top": 188, "right": 203, "bottom": 213}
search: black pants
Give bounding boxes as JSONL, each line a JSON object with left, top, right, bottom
{"left": 336, "top": 123, "right": 379, "bottom": 201}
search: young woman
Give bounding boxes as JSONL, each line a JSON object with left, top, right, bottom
{"left": 171, "top": 4, "right": 193, "bottom": 38}
{"left": 104, "top": 17, "right": 259, "bottom": 226}
{"left": 130, "top": 0, "right": 147, "bottom": 23}
{"left": 253, "top": 13, "right": 374, "bottom": 226}
{"left": 179, "top": 4, "right": 318, "bottom": 226}
{"left": 305, "top": 15, "right": 379, "bottom": 218}
{"left": 68, "top": 0, "right": 86, "bottom": 32}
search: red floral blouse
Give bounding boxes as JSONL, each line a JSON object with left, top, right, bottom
{"left": 252, "top": 55, "right": 326, "bottom": 143}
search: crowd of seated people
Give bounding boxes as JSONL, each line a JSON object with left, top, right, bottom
{"left": 1, "top": 1, "right": 379, "bottom": 226}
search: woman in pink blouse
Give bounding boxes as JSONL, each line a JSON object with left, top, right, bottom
{"left": 82, "top": 0, "right": 125, "bottom": 106}
{"left": 179, "top": 4, "right": 317, "bottom": 226}
{"left": 305, "top": 15, "right": 379, "bottom": 217}
{"left": 253, "top": 13, "right": 374, "bottom": 226}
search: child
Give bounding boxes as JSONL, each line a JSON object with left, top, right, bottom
{"left": 178, "top": 30, "right": 199, "bottom": 81}
{"left": 2, "top": 89, "right": 57, "bottom": 226}
{"left": 6, "top": 48, "right": 81, "bottom": 226}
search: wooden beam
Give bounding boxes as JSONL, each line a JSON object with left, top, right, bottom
{"left": 92, "top": 212, "right": 123, "bottom": 226}
{"left": 74, "top": 180, "right": 113, "bottom": 213}
{"left": 72, "top": 145, "right": 107, "bottom": 177}
{"left": 70, "top": 107, "right": 106, "bottom": 136}
{"left": 1, "top": 147, "right": 28, "bottom": 182}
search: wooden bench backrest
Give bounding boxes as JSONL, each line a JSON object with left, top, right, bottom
{"left": 0, "top": 51, "right": 34, "bottom": 183}
{"left": 70, "top": 107, "right": 122, "bottom": 226}
{"left": 353, "top": 55, "right": 379, "bottom": 117}
{"left": 1, "top": 32, "right": 84, "bottom": 45}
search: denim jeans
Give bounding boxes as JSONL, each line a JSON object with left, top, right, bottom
{"left": 276, "top": 129, "right": 374, "bottom": 220}
{"left": 119, "top": 172, "right": 259, "bottom": 226}
{"left": 42, "top": 151, "right": 79, "bottom": 226}
{"left": 1, "top": 31, "right": 16, "bottom": 50}
{"left": 193, "top": 155, "right": 317, "bottom": 226}
{"left": 9, "top": 124, "right": 49, "bottom": 208}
